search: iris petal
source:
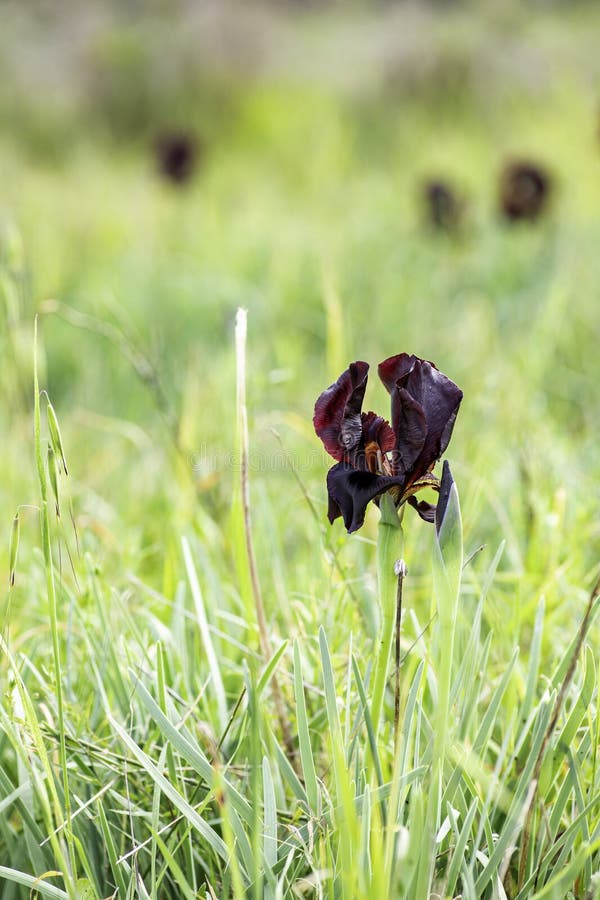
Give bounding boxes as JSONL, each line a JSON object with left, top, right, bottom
{"left": 407, "top": 496, "right": 437, "bottom": 523}
{"left": 313, "top": 361, "right": 369, "bottom": 461}
{"left": 326, "top": 462, "right": 406, "bottom": 533}
{"left": 378, "top": 353, "right": 418, "bottom": 393}
{"left": 379, "top": 354, "right": 462, "bottom": 485}
{"left": 327, "top": 492, "right": 342, "bottom": 525}
{"left": 405, "top": 362, "right": 462, "bottom": 483}
{"left": 390, "top": 387, "right": 427, "bottom": 477}
{"left": 360, "top": 411, "right": 395, "bottom": 454}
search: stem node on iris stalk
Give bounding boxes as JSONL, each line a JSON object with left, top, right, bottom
{"left": 394, "top": 559, "right": 408, "bottom": 579}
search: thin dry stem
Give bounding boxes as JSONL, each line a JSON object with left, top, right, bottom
{"left": 235, "top": 309, "right": 297, "bottom": 769}
{"left": 393, "top": 560, "right": 407, "bottom": 757}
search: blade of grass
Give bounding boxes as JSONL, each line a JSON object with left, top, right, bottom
{"left": 181, "top": 536, "right": 227, "bottom": 733}
{"left": 96, "top": 800, "right": 130, "bottom": 899}
{"left": 319, "top": 626, "right": 358, "bottom": 898}
{"left": 445, "top": 798, "right": 478, "bottom": 897}
{"left": 0, "top": 867, "right": 68, "bottom": 899}
{"left": 293, "top": 641, "right": 319, "bottom": 813}
{"left": 263, "top": 756, "right": 278, "bottom": 900}
{"left": 517, "top": 574, "right": 600, "bottom": 888}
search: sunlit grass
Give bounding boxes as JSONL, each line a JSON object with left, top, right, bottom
{"left": 1, "top": 70, "right": 599, "bottom": 897}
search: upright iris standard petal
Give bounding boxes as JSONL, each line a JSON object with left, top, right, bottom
{"left": 313, "top": 361, "right": 369, "bottom": 461}
{"left": 377, "top": 353, "right": 418, "bottom": 394}
{"left": 389, "top": 387, "right": 427, "bottom": 478}
{"left": 379, "top": 354, "right": 462, "bottom": 486}
{"left": 326, "top": 462, "right": 407, "bottom": 533}
{"left": 404, "top": 362, "right": 462, "bottom": 484}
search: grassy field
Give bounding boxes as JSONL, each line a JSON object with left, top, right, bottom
{"left": 1, "top": 3, "right": 600, "bottom": 897}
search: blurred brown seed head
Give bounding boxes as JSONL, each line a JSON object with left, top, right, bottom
{"left": 155, "top": 131, "right": 197, "bottom": 185}
{"left": 423, "top": 180, "right": 464, "bottom": 232}
{"left": 500, "top": 160, "right": 551, "bottom": 222}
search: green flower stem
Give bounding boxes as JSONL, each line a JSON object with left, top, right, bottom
{"left": 415, "top": 468, "right": 462, "bottom": 899}
{"left": 370, "top": 498, "right": 404, "bottom": 746}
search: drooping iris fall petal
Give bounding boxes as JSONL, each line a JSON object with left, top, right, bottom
{"left": 313, "top": 361, "right": 369, "bottom": 461}
{"left": 326, "top": 462, "right": 407, "bottom": 533}
{"left": 407, "top": 496, "right": 436, "bottom": 523}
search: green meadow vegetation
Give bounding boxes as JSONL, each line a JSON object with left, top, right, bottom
{"left": 1, "top": 3, "right": 600, "bottom": 897}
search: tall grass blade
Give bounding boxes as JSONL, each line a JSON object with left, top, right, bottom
{"left": 293, "top": 641, "right": 319, "bottom": 813}
{"left": 181, "top": 536, "right": 227, "bottom": 732}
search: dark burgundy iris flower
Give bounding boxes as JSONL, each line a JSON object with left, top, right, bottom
{"left": 500, "top": 161, "right": 551, "bottom": 222}
{"left": 155, "top": 132, "right": 198, "bottom": 184}
{"left": 313, "top": 354, "right": 462, "bottom": 533}
{"left": 423, "top": 179, "right": 464, "bottom": 232}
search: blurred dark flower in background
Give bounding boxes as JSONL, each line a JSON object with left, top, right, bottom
{"left": 313, "top": 355, "right": 462, "bottom": 533}
{"left": 500, "top": 160, "right": 551, "bottom": 222}
{"left": 155, "top": 131, "right": 198, "bottom": 184}
{"left": 423, "top": 179, "right": 464, "bottom": 232}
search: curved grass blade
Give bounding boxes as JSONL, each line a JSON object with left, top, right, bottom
{"left": 293, "top": 641, "right": 319, "bottom": 813}
{"left": 0, "top": 867, "right": 68, "bottom": 898}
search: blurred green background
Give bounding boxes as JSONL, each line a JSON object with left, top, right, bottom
{"left": 2, "top": 0, "right": 600, "bottom": 646}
